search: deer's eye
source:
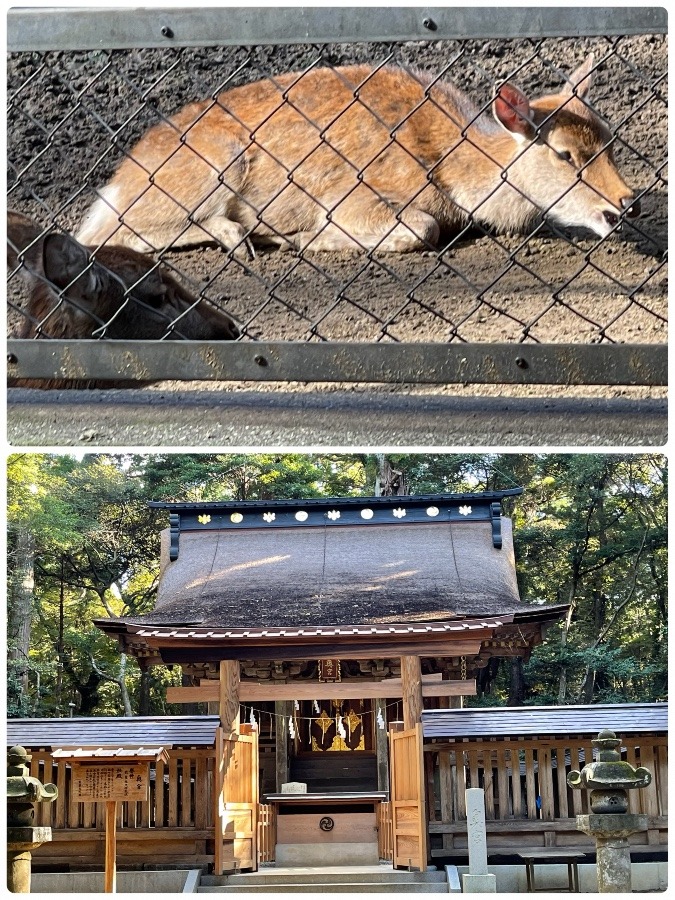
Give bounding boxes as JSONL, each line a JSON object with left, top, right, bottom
{"left": 557, "top": 149, "right": 574, "bottom": 163}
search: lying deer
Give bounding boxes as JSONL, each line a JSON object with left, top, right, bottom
{"left": 76, "top": 54, "right": 641, "bottom": 257}
{"left": 8, "top": 211, "right": 239, "bottom": 387}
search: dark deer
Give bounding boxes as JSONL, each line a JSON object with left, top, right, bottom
{"left": 8, "top": 211, "right": 239, "bottom": 387}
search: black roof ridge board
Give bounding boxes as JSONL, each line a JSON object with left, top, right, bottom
{"left": 149, "top": 488, "right": 524, "bottom": 512}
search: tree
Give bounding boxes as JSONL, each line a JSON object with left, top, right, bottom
{"left": 8, "top": 455, "right": 160, "bottom": 716}
{"left": 516, "top": 455, "right": 667, "bottom": 705}
{"left": 7, "top": 454, "right": 81, "bottom": 710}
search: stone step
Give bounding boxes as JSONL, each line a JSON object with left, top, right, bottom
{"left": 201, "top": 869, "right": 445, "bottom": 887}
{"left": 198, "top": 882, "right": 448, "bottom": 893}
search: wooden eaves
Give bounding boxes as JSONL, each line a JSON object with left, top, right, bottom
{"left": 96, "top": 616, "right": 514, "bottom": 663}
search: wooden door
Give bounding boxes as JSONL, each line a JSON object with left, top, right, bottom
{"left": 389, "top": 724, "right": 428, "bottom": 870}
{"left": 214, "top": 725, "right": 259, "bottom": 874}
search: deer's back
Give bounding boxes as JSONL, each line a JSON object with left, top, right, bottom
{"left": 134, "top": 65, "right": 473, "bottom": 177}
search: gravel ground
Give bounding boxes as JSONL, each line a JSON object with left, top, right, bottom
{"left": 7, "top": 32, "right": 667, "bottom": 412}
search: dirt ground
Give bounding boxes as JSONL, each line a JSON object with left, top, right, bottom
{"left": 7, "top": 33, "right": 667, "bottom": 401}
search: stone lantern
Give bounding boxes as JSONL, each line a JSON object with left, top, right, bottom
{"left": 567, "top": 728, "right": 651, "bottom": 893}
{"left": 7, "top": 745, "right": 58, "bottom": 893}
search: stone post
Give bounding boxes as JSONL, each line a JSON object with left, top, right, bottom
{"left": 568, "top": 728, "right": 651, "bottom": 892}
{"left": 7, "top": 745, "right": 58, "bottom": 893}
{"left": 461, "top": 788, "right": 496, "bottom": 893}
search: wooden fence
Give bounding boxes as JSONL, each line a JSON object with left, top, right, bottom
{"left": 258, "top": 804, "right": 276, "bottom": 862}
{"left": 29, "top": 747, "right": 215, "bottom": 830}
{"left": 22, "top": 730, "right": 668, "bottom": 868}
{"left": 425, "top": 732, "right": 668, "bottom": 856}
{"left": 376, "top": 801, "right": 393, "bottom": 862}
{"left": 28, "top": 747, "right": 216, "bottom": 868}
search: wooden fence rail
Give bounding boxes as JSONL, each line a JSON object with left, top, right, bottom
{"left": 21, "top": 732, "right": 667, "bottom": 867}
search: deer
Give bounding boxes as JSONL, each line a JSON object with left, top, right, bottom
{"left": 75, "top": 54, "right": 641, "bottom": 258}
{"left": 8, "top": 211, "right": 240, "bottom": 387}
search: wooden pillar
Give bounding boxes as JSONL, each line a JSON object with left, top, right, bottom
{"left": 104, "top": 800, "right": 117, "bottom": 893}
{"left": 275, "top": 700, "right": 291, "bottom": 790}
{"left": 375, "top": 698, "right": 390, "bottom": 791}
{"left": 181, "top": 672, "right": 200, "bottom": 716}
{"left": 400, "top": 655, "right": 423, "bottom": 730}
{"left": 219, "top": 659, "right": 240, "bottom": 736}
{"left": 438, "top": 696, "right": 454, "bottom": 850}
{"left": 424, "top": 750, "right": 436, "bottom": 829}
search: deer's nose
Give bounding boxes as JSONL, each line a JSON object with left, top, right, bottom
{"left": 622, "top": 196, "right": 641, "bottom": 218}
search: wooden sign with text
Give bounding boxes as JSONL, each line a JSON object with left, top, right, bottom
{"left": 318, "top": 658, "right": 341, "bottom": 682}
{"left": 52, "top": 746, "right": 168, "bottom": 893}
{"left": 72, "top": 762, "right": 150, "bottom": 802}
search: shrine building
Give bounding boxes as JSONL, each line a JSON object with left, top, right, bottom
{"left": 91, "top": 488, "right": 567, "bottom": 870}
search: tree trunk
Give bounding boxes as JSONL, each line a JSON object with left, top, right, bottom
{"left": 375, "top": 454, "right": 384, "bottom": 497}
{"left": 578, "top": 494, "right": 608, "bottom": 704}
{"left": 77, "top": 668, "right": 103, "bottom": 715}
{"left": 557, "top": 582, "right": 578, "bottom": 704}
{"left": 118, "top": 654, "right": 133, "bottom": 716}
{"left": 508, "top": 657, "right": 526, "bottom": 706}
{"left": 8, "top": 527, "right": 35, "bottom": 692}
{"left": 476, "top": 658, "right": 500, "bottom": 697}
{"left": 138, "top": 667, "right": 151, "bottom": 716}
{"left": 376, "top": 455, "right": 409, "bottom": 496}
{"left": 56, "top": 557, "right": 65, "bottom": 708}
{"left": 579, "top": 666, "right": 596, "bottom": 704}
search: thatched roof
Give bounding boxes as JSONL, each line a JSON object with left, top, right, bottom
{"left": 145, "top": 517, "right": 521, "bottom": 627}
{"left": 94, "top": 491, "right": 566, "bottom": 659}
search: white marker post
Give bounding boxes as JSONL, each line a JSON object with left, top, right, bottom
{"left": 462, "top": 788, "right": 496, "bottom": 892}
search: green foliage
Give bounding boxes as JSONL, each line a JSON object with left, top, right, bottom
{"left": 7, "top": 659, "right": 32, "bottom": 717}
{"left": 137, "top": 453, "right": 368, "bottom": 502}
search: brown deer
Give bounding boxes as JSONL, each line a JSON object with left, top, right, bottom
{"left": 75, "top": 54, "right": 641, "bottom": 257}
{"left": 8, "top": 211, "right": 239, "bottom": 387}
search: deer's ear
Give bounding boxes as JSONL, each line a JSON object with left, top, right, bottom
{"left": 562, "top": 53, "right": 595, "bottom": 100}
{"left": 492, "top": 83, "right": 535, "bottom": 141}
{"left": 42, "top": 233, "right": 101, "bottom": 301}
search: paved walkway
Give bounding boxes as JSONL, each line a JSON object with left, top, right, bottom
{"left": 7, "top": 389, "right": 666, "bottom": 447}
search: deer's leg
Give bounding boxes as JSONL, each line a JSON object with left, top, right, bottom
{"left": 275, "top": 206, "right": 440, "bottom": 252}
{"left": 119, "top": 216, "right": 255, "bottom": 259}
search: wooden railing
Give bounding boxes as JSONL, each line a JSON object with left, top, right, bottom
{"left": 22, "top": 732, "right": 667, "bottom": 866}
{"left": 377, "top": 800, "right": 393, "bottom": 861}
{"left": 426, "top": 733, "right": 668, "bottom": 854}
{"left": 28, "top": 745, "right": 279, "bottom": 867}
{"left": 258, "top": 803, "right": 276, "bottom": 862}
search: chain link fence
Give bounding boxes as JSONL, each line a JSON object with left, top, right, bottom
{"left": 7, "top": 8, "right": 667, "bottom": 386}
